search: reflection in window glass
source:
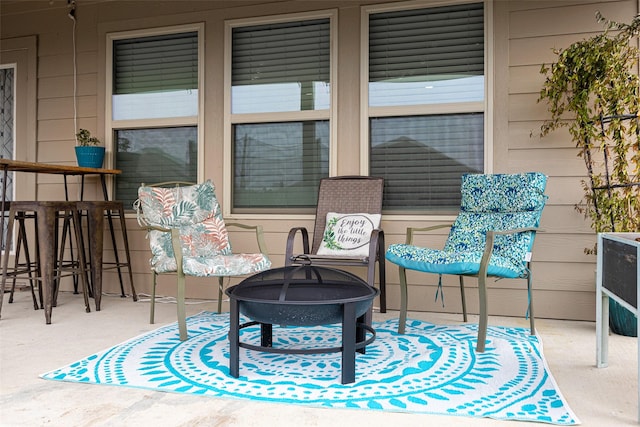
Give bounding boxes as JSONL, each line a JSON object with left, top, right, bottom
{"left": 232, "top": 83, "right": 330, "bottom": 114}
{"left": 115, "top": 127, "right": 197, "bottom": 208}
{"left": 113, "top": 90, "right": 198, "bottom": 120}
{"left": 233, "top": 121, "right": 329, "bottom": 209}
{"left": 369, "top": 76, "right": 484, "bottom": 107}
{"left": 370, "top": 114, "right": 483, "bottom": 213}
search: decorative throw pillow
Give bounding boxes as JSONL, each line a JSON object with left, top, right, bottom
{"left": 317, "top": 212, "right": 381, "bottom": 256}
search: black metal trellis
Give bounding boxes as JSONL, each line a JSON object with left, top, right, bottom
{"left": 583, "top": 113, "right": 640, "bottom": 232}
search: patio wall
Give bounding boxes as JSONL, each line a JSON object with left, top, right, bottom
{"left": 1, "top": 0, "right": 638, "bottom": 321}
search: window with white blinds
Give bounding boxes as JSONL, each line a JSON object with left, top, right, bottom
{"left": 232, "top": 19, "right": 330, "bottom": 114}
{"left": 367, "top": 2, "right": 485, "bottom": 213}
{"left": 112, "top": 32, "right": 198, "bottom": 120}
{"left": 229, "top": 16, "right": 331, "bottom": 212}
{"left": 110, "top": 27, "right": 201, "bottom": 208}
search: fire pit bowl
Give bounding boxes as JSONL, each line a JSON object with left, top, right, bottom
{"left": 226, "top": 265, "right": 378, "bottom": 326}
{"left": 227, "top": 265, "right": 379, "bottom": 384}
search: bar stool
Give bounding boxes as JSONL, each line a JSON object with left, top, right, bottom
{"left": 2, "top": 202, "right": 41, "bottom": 309}
{"left": 76, "top": 200, "right": 138, "bottom": 311}
{"left": 0, "top": 201, "right": 91, "bottom": 323}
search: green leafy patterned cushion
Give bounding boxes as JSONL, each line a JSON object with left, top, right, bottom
{"left": 385, "top": 173, "right": 547, "bottom": 278}
{"left": 138, "top": 180, "right": 271, "bottom": 276}
{"left": 139, "top": 180, "right": 219, "bottom": 229}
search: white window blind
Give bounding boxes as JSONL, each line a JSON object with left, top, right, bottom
{"left": 113, "top": 32, "right": 198, "bottom": 120}
{"left": 114, "top": 32, "right": 198, "bottom": 93}
{"left": 231, "top": 19, "right": 330, "bottom": 114}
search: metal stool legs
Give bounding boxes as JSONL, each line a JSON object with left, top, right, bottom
{"left": 0, "top": 201, "right": 91, "bottom": 323}
{"left": 77, "top": 201, "right": 137, "bottom": 311}
{"left": 2, "top": 204, "right": 41, "bottom": 309}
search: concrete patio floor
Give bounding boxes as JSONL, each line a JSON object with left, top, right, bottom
{"left": 0, "top": 288, "right": 638, "bottom": 426}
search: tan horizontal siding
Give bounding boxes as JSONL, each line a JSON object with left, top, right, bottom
{"left": 508, "top": 148, "right": 587, "bottom": 176}
{"left": 510, "top": 121, "right": 573, "bottom": 148}
{"left": 3, "top": 0, "right": 638, "bottom": 323}
{"left": 509, "top": 0, "right": 637, "bottom": 38}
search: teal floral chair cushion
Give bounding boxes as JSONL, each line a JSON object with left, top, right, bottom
{"left": 386, "top": 172, "right": 548, "bottom": 278}
{"left": 384, "top": 172, "right": 548, "bottom": 352}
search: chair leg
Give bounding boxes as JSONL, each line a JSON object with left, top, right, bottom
{"left": 377, "top": 239, "right": 386, "bottom": 313}
{"left": 459, "top": 275, "right": 467, "bottom": 323}
{"left": 169, "top": 228, "right": 188, "bottom": 341}
{"left": 217, "top": 277, "right": 224, "bottom": 314}
{"left": 177, "top": 271, "right": 187, "bottom": 341}
{"left": 150, "top": 272, "right": 157, "bottom": 324}
{"left": 476, "top": 274, "right": 489, "bottom": 353}
{"left": 398, "top": 266, "right": 408, "bottom": 334}
{"left": 527, "top": 274, "right": 535, "bottom": 335}
{"left": 366, "top": 259, "right": 384, "bottom": 313}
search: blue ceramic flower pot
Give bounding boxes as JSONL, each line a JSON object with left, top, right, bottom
{"left": 75, "top": 146, "right": 105, "bottom": 168}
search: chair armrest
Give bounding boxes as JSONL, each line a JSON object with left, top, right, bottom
{"left": 369, "top": 228, "right": 385, "bottom": 261}
{"left": 133, "top": 198, "right": 170, "bottom": 231}
{"left": 226, "top": 222, "right": 270, "bottom": 255}
{"left": 483, "top": 227, "right": 541, "bottom": 249}
{"left": 285, "top": 227, "right": 310, "bottom": 262}
{"left": 405, "top": 223, "right": 453, "bottom": 245}
{"left": 479, "top": 227, "right": 541, "bottom": 277}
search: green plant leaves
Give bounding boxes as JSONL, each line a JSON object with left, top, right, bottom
{"left": 537, "top": 12, "right": 640, "bottom": 238}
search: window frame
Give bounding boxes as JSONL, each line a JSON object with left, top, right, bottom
{"left": 105, "top": 23, "right": 205, "bottom": 201}
{"left": 223, "top": 10, "right": 338, "bottom": 219}
{"left": 360, "top": 0, "right": 493, "bottom": 219}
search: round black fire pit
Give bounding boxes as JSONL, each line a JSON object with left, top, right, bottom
{"left": 226, "top": 265, "right": 378, "bottom": 326}
{"left": 225, "top": 265, "right": 379, "bottom": 384}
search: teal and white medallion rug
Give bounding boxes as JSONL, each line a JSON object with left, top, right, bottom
{"left": 41, "top": 311, "right": 579, "bottom": 425}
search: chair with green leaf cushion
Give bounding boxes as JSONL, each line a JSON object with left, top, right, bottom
{"left": 385, "top": 172, "right": 548, "bottom": 352}
{"left": 135, "top": 180, "right": 271, "bottom": 341}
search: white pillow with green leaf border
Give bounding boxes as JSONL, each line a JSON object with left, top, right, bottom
{"left": 317, "top": 212, "right": 381, "bottom": 256}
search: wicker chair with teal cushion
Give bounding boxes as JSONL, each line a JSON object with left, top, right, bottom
{"left": 386, "top": 172, "right": 548, "bottom": 352}
{"left": 135, "top": 180, "right": 271, "bottom": 341}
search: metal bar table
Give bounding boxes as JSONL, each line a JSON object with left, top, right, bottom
{"left": 0, "top": 159, "right": 121, "bottom": 323}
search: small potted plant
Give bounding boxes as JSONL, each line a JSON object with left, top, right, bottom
{"left": 75, "top": 128, "right": 106, "bottom": 168}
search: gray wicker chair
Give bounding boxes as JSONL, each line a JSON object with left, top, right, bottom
{"left": 285, "top": 176, "right": 386, "bottom": 313}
